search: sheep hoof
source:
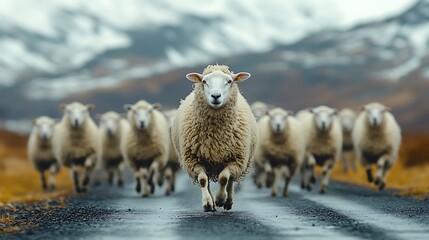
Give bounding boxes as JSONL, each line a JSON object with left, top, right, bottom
{"left": 150, "top": 184, "right": 155, "bottom": 194}
{"left": 171, "top": 184, "right": 175, "bottom": 192}
{"left": 283, "top": 190, "right": 289, "bottom": 197}
{"left": 81, "top": 187, "right": 87, "bottom": 193}
{"left": 50, "top": 184, "right": 56, "bottom": 191}
{"left": 136, "top": 185, "right": 141, "bottom": 193}
{"left": 118, "top": 180, "right": 124, "bottom": 187}
{"left": 42, "top": 184, "right": 48, "bottom": 190}
{"left": 256, "top": 183, "right": 263, "bottom": 189}
{"left": 142, "top": 193, "right": 150, "bottom": 198}
{"left": 378, "top": 182, "right": 386, "bottom": 191}
{"left": 320, "top": 185, "right": 327, "bottom": 194}
{"left": 215, "top": 198, "right": 226, "bottom": 207}
{"left": 158, "top": 179, "right": 164, "bottom": 187}
{"left": 266, "top": 172, "right": 274, "bottom": 188}
{"left": 306, "top": 185, "right": 312, "bottom": 191}
{"left": 300, "top": 182, "right": 305, "bottom": 189}
{"left": 83, "top": 177, "right": 90, "bottom": 186}
{"left": 374, "top": 178, "right": 380, "bottom": 185}
{"left": 165, "top": 190, "right": 171, "bottom": 196}
{"left": 271, "top": 192, "right": 277, "bottom": 197}
{"left": 203, "top": 203, "right": 216, "bottom": 212}
{"left": 367, "top": 173, "right": 374, "bottom": 183}
{"left": 310, "top": 176, "right": 316, "bottom": 184}
{"left": 224, "top": 200, "right": 233, "bottom": 211}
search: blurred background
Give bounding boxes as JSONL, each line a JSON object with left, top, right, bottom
{"left": 0, "top": 0, "right": 428, "bottom": 201}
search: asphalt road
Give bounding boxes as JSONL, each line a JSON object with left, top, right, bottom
{"left": 2, "top": 173, "right": 428, "bottom": 240}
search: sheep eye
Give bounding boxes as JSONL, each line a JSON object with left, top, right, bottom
{"left": 202, "top": 80, "right": 207, "bottom": 85}
{"left": 227, "top": 80, "right": 233, "bottom": 84}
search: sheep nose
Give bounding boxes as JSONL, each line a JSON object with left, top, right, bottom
{"left": 322, "top": 122, "right": 326, "bottom": 129}
{"left": 373, "top": 119, "right": 377, "bottom": 125}
{"left": 74, "top": 119, "right": 79, "bottom": 126}
{"left": 211, "top": 93, "right": 221, "bottom": 100}
{"left": 276, "top": 124, "right": 280, "bottom": 132}
{"left": 140, "top": 121, "right": 145, "bottom": 129}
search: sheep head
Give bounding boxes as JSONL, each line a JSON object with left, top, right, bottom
{"left": 309, "top": 106, "right": 337, "bottom": 132}
{"left": 99, "top": 111, "right": 122, "bottom": 136}
{"left": 361, "top": 102, "right": 390, "bottom": 128}
{"left": 33, "top": 116, "right": 56, "bottom": 141}
{"left": 186, "top": 64, "right": 251, "bottom": 109}
{"left": 124, "top": 101, "right": 161, "bottom": 130}
{"left": 60, "top": 102, "right": 94, "bottom": 129}
{"left": 268, "top": 108, "right": 293, "bottom": 134}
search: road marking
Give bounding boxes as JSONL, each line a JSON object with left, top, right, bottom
{"left": 289, "top": 184, "right": 429, "bottom": 240}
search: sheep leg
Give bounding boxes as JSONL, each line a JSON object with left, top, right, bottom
{"left": 197, "top": 169, "right": 215, "bottom": 212}
{"left": 49, "top": 163, "right": 59, "bottom": 190}
{"left": 140, "top": 168, "right": 151, "bottom": 197}
{"left": 270, "top": 168, "right": 280, "bottom": 197}
{"left": 82, "top": 156, "right": 95, "bottom": 192}
{"left": 40, "top": 171, "right": 47, "bottom": 190}
{"left": 350, "top": 152, "right": 357, "bottom": 170}
{"left": 215, "top": 168, "right": 231, "bottom": 207}
{"left": 265, "top": 162, "right": 275, "bottom": 188}
{"left": 171, "top": 171, "right": 176, "bottom": 192}
{"left": 365, "top": 162, "right": 373, "bottom": 183}
{"left": 135, "top": 175, "right": 141, "bottom": 193}
{"left": 107, "top": 169, "right": 114, "bottom": 186}
{"left": 283, "top": 166, "right": 291, "bottom": 197}
{"left": 164, "top": 167, "right": 173, "bottom": 196}
{"left": 375, "top": 156, "right": 390, "bottom": 190}
{"left": 224, "top": 178, "right": 234, "bottom": 211}
{"left": 320, "top": 160, "right": 334, "bottom": 194}
{"left": 71, "top": 166, "right": 81, "bottom": 193}
{"left": 300, "top": 164, "right": 306, "bottom": 189}
{"left": 255, "top": 168, "right": 265, "bottom": 189}
{"left": 149, "top": 161, "right": 159, "bottom": 194}
{"left": 116, "top": 167, "right": 124, "bottom": 187}
{"left": 342, "top": 152, "right": 349, "bottom": 172}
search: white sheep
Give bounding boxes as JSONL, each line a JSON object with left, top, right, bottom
{"left": 160, "top": 109, "right": 180, "bottom": 196}
{"left": 121, "top": 100, "right": 169, "bottom": 197}
{"left": 250, "top": 101, "right": 269, "bottom": 121}
{"left": 257, "top": 108, "right": 305, "bottom": 197}
{"left": 338, "top": 108, "right": 357, "bottom": 172}
{"left": 297, "top": 106, "right": 342, "bottom": 194}
{"left": 52, "top": 102, "right": 98, "bottom": 193}
{"left": 352, "top": 102, "right": 401, "bottom": 190}
{"left": 171, "top": 64, "right": 258, "bottom": 212}
{"left": 97, "top": 111, "right": 126, "bottom": 187}
{"left": 27, "top": 116, "right": 60, "bottom": 190}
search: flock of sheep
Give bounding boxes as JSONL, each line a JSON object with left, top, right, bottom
{"left": 27, "top": 64, "right": 402, "bottom": 212}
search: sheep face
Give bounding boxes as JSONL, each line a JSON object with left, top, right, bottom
{"left": 125, "top": 102, "right": 160, "bottom": 130}
{"left": 33, "top": 117, "right": 55, "bottom": 141}
{"left": 61, "top": 102, "right": 94, "bottom": 129}
{"left": 100, "top": 112, "right": 121, "bottom": 136}
{"left": 310, "top": 106, "right": 337, "bottom": 131}
{"left": 268, "top": 108, "right": 292, "bottom": 134}
{"left": 251, "top": 102, "right": 268, "bottom": 120}
{"left": 363, "top": 104, "right": 389, "bottom": 127}
{"left": 186, "top": 70, "right": 251, "bottom": 109}
{"left": 163, "top": 110, "right": 177, "bottom": 129}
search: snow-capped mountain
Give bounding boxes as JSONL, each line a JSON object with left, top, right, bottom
{"left": 0, "top": 0, "right": 415, "bottom": 97}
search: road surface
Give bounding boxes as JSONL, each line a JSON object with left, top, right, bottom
{"left": 2, "top": 173, "right": 428, "bottom": 240}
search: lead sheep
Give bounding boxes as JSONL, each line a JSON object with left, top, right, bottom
{"left": 27, "top": 116, "right": 60, "bottom": 190}
{"left": 352, "top": 102, "right": 401, "bottom": 190}
{"left": 52, "top": 102, "right": 98, "bottom": 193}
{"left": 171, "top": 64, "right": 258, "bottom": 212}
{"left": 257, "top": 108, "right": 305, "bottom": 197}
{"left": 98, "top": 111, "right": 126, "bottom": 187}
{"left": 338, "top": 108, "right": 357, "bottom": 172}
{"left": 298, "top": 106, "right": 342, "bottom": 194}
{"left": 121, "top": 100, "right": 169, "bottom": 197}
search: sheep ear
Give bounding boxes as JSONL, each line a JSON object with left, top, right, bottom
{"left": 86, "top": 104, "right": 95, "bottom": 111}
{"left": 288, "top": 111, "right": 294, "bottom": 116}
{"left": 152, "top": 103, "right": 162, "bottom": 110}
{"left": 124, "top": 104, "right": 133, "bottom": 111}
{"left": 332, "top": 109, "right": 338, "bottom": 115}
{"left": 186, "top": 73, "right": 203, "bottom": 83}
{"left": 233, "top": 72, "right": 251, "bottom": 82}
{"left": 361, "top": 105, "right": 367, "bottom": 111}
{"left": 308, "top": 108, "right": 314, "bottom": 113}
{"left": 384, "top": 107, "right": 391, "bottom": 112}
{"left": 60, "top": 103, "right": 67, "bottom": 111}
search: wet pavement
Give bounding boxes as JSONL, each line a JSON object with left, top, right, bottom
{"left": 2, "top": 173, "right": 428, "bottom": 240}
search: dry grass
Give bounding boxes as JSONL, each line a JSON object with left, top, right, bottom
{"left": 332, "top": 134, "right": 429, "bottom": 199}
{"left": 0, "top": 130, "right": 73, "bottom": 204}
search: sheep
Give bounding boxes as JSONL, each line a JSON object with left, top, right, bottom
{"left": 97, "top": 111, "right": 127, "bottom": 187}
{"left": 250, "top": 101, "right": 270, "bottom": 187}
{"left": 52, "top": 102, "right": 98, "bottom": 193}
{"left": 338, "top": 108, "right": 357, "bottom": 172}
{"left": 250, "top": 101, "right": 269, "bottom": 121}
{"left": 27, "top": 116, "right": 60, "bottom": 190}
{"left": 257, "top": 108, "right": 305, "bottom": 197}
{"left": 159, "top": 109, "right": 180, "bottom": 196}
{"left": 121, "top": 100, "right": 169, "bottom": 197}
{"left": 297, "top": 106, "right": 342, "bottom": 194}
{"left": 352, "top": 102, "right": 401, "bottom": 190}
{"left": 171, "top": 64, "right": 258, "bottom": 212}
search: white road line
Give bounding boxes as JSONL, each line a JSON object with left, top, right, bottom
{"left": 289, "top": 184, "right": 429, "bottom": 240}
{"left": 237, "top": 183, "right": 360, "bottom": 240}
